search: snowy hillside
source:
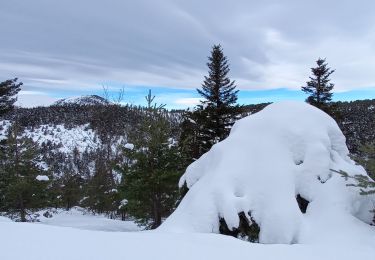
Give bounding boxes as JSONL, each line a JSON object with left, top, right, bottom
{"left": 23, "top": 124, "right": 100, "bottom": 154}
{"left": 160, "top": 102, "right": 375, "bottom": 244}
{"left": 53, "top": 95, "right": 110, "bottom": 106}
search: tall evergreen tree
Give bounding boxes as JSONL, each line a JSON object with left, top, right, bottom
{"left": 0, "top": 78, "right": 22, "bottom": 116}
{"left": 180, "top": 45, "right": 241, "bottom": 161}
{"left": 302, "top": 58, "right": 335, "bottom": 111}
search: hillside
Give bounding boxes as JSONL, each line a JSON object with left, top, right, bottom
{"left": 0, "top": 97, "right": 374, "bottom": 220}
{"left": 1, "top": 98, "right": 374, "bottom": 179}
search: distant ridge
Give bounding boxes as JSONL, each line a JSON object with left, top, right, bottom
{"left": 52, "top": 95, "right": 110, "bottom": 106}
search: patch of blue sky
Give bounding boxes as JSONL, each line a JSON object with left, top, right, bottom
{"left": 39, "top": 83, "right": 375, "bottom": 109}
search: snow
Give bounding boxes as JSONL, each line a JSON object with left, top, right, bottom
{"left": 119, "top": 199, "right": 128, "bottom": 209}
{"left": 35, "top": 175, "right": 49, "bottom": 181}
{"left": 53, "top": 95, "right": 110, "bottom": 106}
{"left": 124, "top": 143, "right": 134, "bottom": 150}
{"left": 23, "top": 124, "right": 99, "bottom": 154}
{"left": 159, "top": 101, "right": 375, "bottom": 244}
{"left": 0, "top": 221, "right": 374, "bottom": 260}
{"left": 34, "top": 207, "right": 140, "bottom": 232}
{"left": 0, "top": 216, "right": 11, "bottom": 222}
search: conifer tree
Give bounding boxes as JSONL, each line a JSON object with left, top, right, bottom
{"left": 0, "top": 78, "right": 22, "bottom": 116}
{"left": 354, "top": 143, "right": 375, "bottom": 180}
{"left": 0, "top": 122, "right": 50, "bottom": 221}
{"left": 180, "top": 45, "right": 241, "bottom": 160}
{"left": 302, "top": 58, "right": 335, "bottom": 111}
{"left": 119, "top": 91, "right": 183, "bottom": 228}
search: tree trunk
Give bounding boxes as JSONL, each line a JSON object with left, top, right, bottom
{"left": 19, "top": 194, "right": 26, "bottom": 222}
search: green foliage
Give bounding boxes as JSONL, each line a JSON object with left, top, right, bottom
{"left": 343, "top": 143, "right": 375, "bottom": 196}
{"left": 0, "top": 124, "right": 51, "bottom": 221}
{"left": 84, "top": 151, "right": 119, "bottom": 214}
{"left": 0, "top": 78, "right": 22, "bottom": 116}
{"left": 302, "top": 58, "right": 335, "bottom": 112}
{"left": 335, "top": 169, "right": 375, "bottom": 195}
{"left": 219, "top": 212, "right": 260, "bottom": 242}
{"left": 181, "top": 45, "right": 242, "bottom": 161}
{"left": 119, "top": 94, "right": 183, "bottom": 229}
{"left": 353, "top": 143, "right": 375, "bottom": 180}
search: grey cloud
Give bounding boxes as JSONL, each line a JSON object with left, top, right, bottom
{"left": 0, "top": 0, "right": 375, "bottom": 91}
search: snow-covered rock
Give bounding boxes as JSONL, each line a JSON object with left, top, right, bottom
{"left": 124, "top": 143, "right": 134, "bottom": 150}
{"left": 160, "top": 101, "right": 375, "bottom": 244}
{"left": 36, "top": 175, "right": 49, "bottom": 181}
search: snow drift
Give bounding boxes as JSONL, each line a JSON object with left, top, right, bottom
{"left": 159, "top": 101, "right": 375, "bottom": 244}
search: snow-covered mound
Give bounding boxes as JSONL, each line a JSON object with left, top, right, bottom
{"left": 53, "top": 95, "right": 110, "bottom": 106}
{"left": 160, "top": 101, "right": 375, "bottom": 244}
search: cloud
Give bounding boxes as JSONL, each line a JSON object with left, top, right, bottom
{"left": 0, "top": 0, "right": 375, "bottom": 96}
{"left": 16, "top": 93, "right": 59, "bottom": 108}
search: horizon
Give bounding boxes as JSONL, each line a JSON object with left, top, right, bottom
{"left": 15, "top": 86, "right": 375, "bottom": 109}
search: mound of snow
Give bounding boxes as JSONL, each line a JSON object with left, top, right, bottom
{"left": 159, "top": 101, "right": 375, "bottom": 244}
{"left": 36, "top": 175, "right": 49, "bottom": 181}
{"left": 53, "top": 95, "right": 110, "bottom": 106}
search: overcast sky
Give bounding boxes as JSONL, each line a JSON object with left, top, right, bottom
{"left": 1, "top": 0, "right": 375, "bottom": 107}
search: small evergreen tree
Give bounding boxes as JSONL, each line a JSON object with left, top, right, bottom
{"left": 301, "top": 58, "right": 335, "bottom": 111}
{"left": 0, "top": 78, "right": 22, "bottom": 116}
{"left": 85, "top": 150, "right": 118, "bottom": 214}
{"left": 119, "top": 91, "right": 183, "bottom": 228}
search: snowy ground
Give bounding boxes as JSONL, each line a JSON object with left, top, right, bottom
{"left": 33, "top": 207, "right": 140, "bottom": 232}
{"left": 0, "top": 217, "right": 374, "bottom": 260}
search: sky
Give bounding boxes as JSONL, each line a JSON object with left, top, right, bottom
{"left": 1, "top": 0, "right": 375, "bottom": 108}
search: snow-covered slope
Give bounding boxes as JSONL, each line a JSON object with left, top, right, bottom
{"left": 160, "top": 101, "right": 375, "bottom": 244}
{"left": 53, "top": 95, "right": 110, "bottom": 106}
{"left": 23, "top": 124, "right": 100, "bottom": 153}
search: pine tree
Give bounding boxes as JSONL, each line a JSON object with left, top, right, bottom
{"left": 180, "top": 45, "right": 241, "bottom": 161}
{"left": 353, "top": 143, "right": 375, "bottom": 180}
{"left": 85, "top": 150, "right": 118, "bottom": 214}
{"left": 118, "top": 91, "right": 183, "bottom": 228}
{"left": 0, "top": 122, "right": 50, "bottom": 221}
{"left": 0, "top": 78, "right": 22, "bottom": 116}
{"left": 302, "top": 58, "right": 335, "bottom": 111}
